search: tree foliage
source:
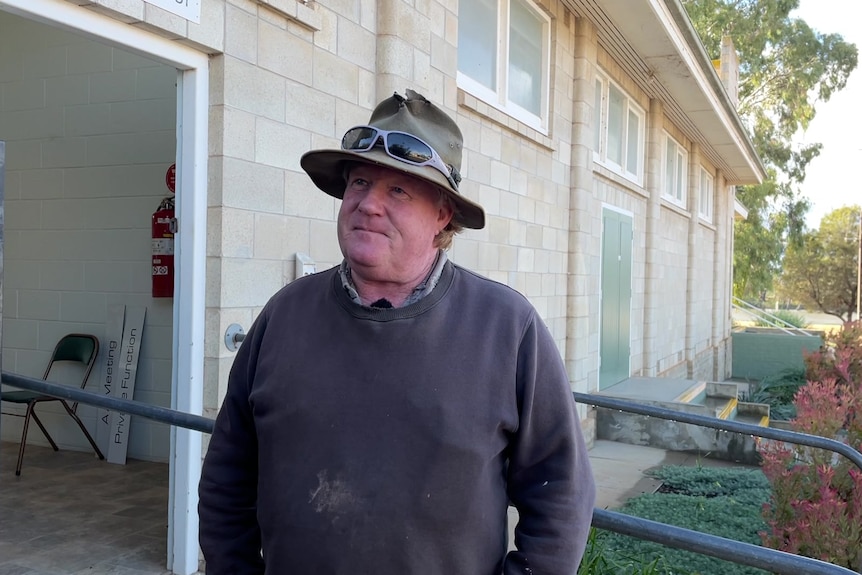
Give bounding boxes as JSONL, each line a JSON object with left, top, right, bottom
{"left": 778, "top": 205, "right": 861, "bottom": 321}
{"left": 682, "top": 0, "right": 858, "bottom": 299}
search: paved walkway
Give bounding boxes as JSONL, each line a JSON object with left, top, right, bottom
{"left": 2, "top": 439, "right": 756, "bottom": 574}
{"left": 589, "top": 439, "right": 754, "bottom": 509}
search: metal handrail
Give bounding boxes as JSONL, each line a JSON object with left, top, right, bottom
{"left": 593, "top": 509, "right": 857, "bottom": 574}
{"left": 732, "top": 296, "right": 816, "bottom": 336}
{"left": 580, "top": 390, "right": 862, "bottom": 573}
{"left": 1, "top": 371, "right": 214, "bottom": 434}
{"left": 574, "top": 391, "right": 862, "bottom": 473}
{"left": 3, "top": 372, "right": 859, "bottom": 574}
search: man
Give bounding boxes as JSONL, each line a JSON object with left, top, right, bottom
{"left": 199, "top": 89, "right": 596, "bottom": 574}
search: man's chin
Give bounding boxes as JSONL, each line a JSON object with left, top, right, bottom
{"left": 344, "top": 247, "right": 389, "bottom": 271}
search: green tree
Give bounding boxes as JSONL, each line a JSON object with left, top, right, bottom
{"left": 682, "top": 0, "right": 858, "bottom": 299}
{"left": 778, "top": 205, "right": 861, "bottom": 322}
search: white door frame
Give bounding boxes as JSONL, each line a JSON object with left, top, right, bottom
{"left": 0, "top": 2, "right": 208, "bottom": 573}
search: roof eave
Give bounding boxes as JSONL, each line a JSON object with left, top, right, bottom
{"left": 595, "top": 0, "right": 766, "bottom": 185}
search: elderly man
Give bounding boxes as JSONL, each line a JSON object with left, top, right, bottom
{"left": 199, "top": 89, "right": 596, "bottom": 574}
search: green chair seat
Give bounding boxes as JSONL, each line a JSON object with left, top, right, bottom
{"left": 1, "top": 390, "right": 47, "bottom": 404}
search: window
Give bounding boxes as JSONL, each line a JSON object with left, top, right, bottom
{"left": 458, "top": 0, "right": 550, "bottom": 132}
{"left": 699, "top": 168, "right": 714, "bottom": 222}
{"left": 593, "top": 74, "right": 644, "bottom": 184}
{"left": 662, "top": 134, "right": 687, "bottom": 207}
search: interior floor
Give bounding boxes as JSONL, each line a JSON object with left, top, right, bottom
{"left": 0, "top": 440, "right": 170, "bottom": 575}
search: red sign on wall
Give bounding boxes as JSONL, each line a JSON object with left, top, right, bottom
{"left": 166, "top": 163, "right": 176, "bottom": 194}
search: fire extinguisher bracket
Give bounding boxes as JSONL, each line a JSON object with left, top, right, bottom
{"left": 152, "top": 197, "right": 176, "bottom": 298}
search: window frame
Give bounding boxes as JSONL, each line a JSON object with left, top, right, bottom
{"left": 662, "top": 133, "right": 688, "bottom": 208}
{"left": 699, "top": 168, "right": 714, "bottom": 222}
{"left": 457, "top": 0, "right": 551, "bottom": 133}
{"left": 593, "top": 72, "right": 645, "bottom": 186}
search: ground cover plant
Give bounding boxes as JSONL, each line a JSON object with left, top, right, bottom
{"left": 581, "top": 465, "right": 772, "bottom": 575}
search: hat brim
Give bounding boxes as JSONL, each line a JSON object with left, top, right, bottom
{"left": 300, "top": 148, "right": 485, "bottom": 229}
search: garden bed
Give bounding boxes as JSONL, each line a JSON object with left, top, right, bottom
{"left": 581, "top": 465, "right": 772, "bottom": 575}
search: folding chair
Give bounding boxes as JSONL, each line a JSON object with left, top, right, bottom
{"left": 1, "top": 333, "right": 105, "bottom": 475}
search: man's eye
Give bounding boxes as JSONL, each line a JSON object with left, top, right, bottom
{"left": 349, "top": 177, "right": 369, "bottom": 187}
{"left": 391, "top": 187, "right": 408, "bottom": 196}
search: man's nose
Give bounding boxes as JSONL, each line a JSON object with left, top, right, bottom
{"left": 357, "top": 185, "right": 386, "bottom": 214}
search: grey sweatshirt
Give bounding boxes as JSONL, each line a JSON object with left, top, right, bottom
{"left": 199, "top": 261, "right": 596, "bottom": 574}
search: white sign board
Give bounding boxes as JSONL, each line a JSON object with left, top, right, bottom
{"left": 107, "top": 306, "right": 147, "bottom": 465}
{"left": 96, "top": 304, "right": 127, "bottom": 453}
{"left": 146, "top": 0, "right": 201, "bottom": 24}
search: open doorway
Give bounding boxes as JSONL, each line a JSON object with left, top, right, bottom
{"left": 0, "top": 2, "right": 208, "bottom": 573}
{"left": 0, "top": 8, "right": 178, "bottom": 466}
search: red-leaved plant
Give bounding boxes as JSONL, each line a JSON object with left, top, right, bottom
{"left": 758, "top": 321, "right": 862, "bottom": 570}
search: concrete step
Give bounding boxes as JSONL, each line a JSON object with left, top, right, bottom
{"left": 704, "top": 396, "right": 738, "bottom": 420}
{"left": 595, "top": 376, "right": 769, "bottom": 463}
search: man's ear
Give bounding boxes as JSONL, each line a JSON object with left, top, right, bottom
{"left": 437, "top": 203, "right": 454, "bottom": 229}
{"left": 437, "top": 191, "right": 455, "bottom": 227}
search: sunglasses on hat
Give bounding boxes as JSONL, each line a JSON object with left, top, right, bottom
{"left": 341, "top": 126, "right": 462, "bottom": 191}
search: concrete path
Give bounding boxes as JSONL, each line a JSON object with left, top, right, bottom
{"left": 588, "top": 439, "right": 756, "bottom": 510}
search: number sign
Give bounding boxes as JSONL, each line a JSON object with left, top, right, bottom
{"left": 146, "top": 0, "right": 201, "bottom": 24}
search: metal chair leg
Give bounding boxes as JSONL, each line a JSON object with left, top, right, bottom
{"left": 30, "top": 409, "right": 59, "bottom": 451}
{"left": 16, "top": 403, "right": 36, "bottom": 476}
{"left": 61, "top": 401, "right": 105, "bottom": 461}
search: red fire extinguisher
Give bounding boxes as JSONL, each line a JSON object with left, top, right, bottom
{"left": 152, "top": 196, "right": 175, "bottom": 298}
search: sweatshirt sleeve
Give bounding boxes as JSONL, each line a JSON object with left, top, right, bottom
{"left": 198, "top": 313, "right": 267, "bottom": 575}
{"left": 504, "top": 313, "right": 596, "bottom": 574}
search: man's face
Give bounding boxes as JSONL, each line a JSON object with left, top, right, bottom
{"left": 337, "top": 163, "right": 454, "bottom": 285}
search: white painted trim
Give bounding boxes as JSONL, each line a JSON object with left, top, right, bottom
{"left": 734, "top": 197, "right": 749, "bottom": 220}
{"left": 0, "top": 3, "right": 209, "bottom": 573}
{"left": 661, "top": 132, "right": 689, "bottom": 209}
{"left": 647, "top": 0, "right": 761, "bottom": 178}
{"left": 0, "top": 0, "right": 206, "bottom": 70}
{"left": 601, "top": 202, "right": 635, "bottom": 220}
{"left": 593, "top": 71, "right": 646, "bottom": 187}
{"left": 170, "top": 65, "right": 208, "bottom": 575}
{"left": 456, "top": 0, "right": 551, "bottom": 134}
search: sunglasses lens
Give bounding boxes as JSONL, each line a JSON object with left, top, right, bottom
{"left": 342, "top": 127, "right": 378, "bottom": 151}
{"left": 386, "top": 132, "right": 434, "bottom": 164}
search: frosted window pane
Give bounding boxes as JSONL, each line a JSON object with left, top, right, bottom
{"left": 458, "top": 0, "right": 497, "bottom": 90}
{"left": 508, "top": 0, "right": 543, "bottom": 115}
{"left": 594, "top": 80, "right": 602, "bottom": 151}
{"left": 626, "top": 109, "right": 639, "bottom": 174}
{"left": 607, "top": 85, "right": 623, "bottom": 164}
{"left": 665, "top": 140, "right": 676, "bottom": 197}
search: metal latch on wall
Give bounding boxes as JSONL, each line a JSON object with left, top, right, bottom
{"left": 224, "top": 324, "right": 246, "bottom": 351}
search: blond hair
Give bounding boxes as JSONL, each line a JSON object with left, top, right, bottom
{"left": 434, "top": 191, "right": 463, "bottom": 250}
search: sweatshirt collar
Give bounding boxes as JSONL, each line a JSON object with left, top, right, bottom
{"left": 339, "top": 251, "right": 448, "bottom": 308}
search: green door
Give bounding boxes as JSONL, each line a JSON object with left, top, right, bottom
{"left": 599, "top": 209, "right": 632, "bottom": 390}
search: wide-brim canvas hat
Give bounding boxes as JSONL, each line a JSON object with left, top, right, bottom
{"left": 300, "top": 89, "right": 485, "bottom": 229}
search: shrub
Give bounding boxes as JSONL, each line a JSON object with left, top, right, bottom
{"left": 745, "top": 367, "right": 807, "bottom": 421}
{"left": 759, "top": 320, "right": 862, "bottom": 570}
{"left": 752, "top": 309, "right": 809, "bottom": 329}
{"left": 803, "top": 320, "right": 862, "bottom": 390}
